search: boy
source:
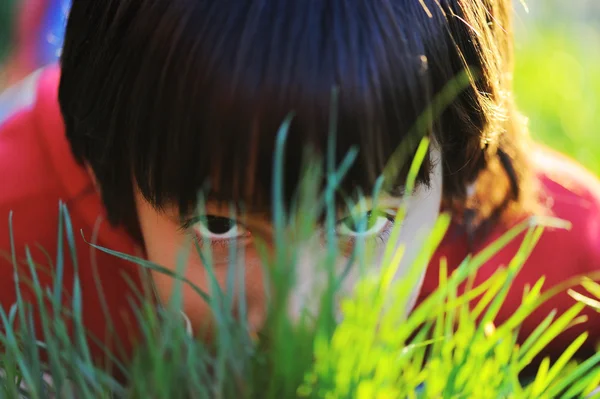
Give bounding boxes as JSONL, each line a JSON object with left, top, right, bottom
{"left": 1, "top": 0, "right": 599, "bottom": 367}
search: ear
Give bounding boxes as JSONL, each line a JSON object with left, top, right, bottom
{"left": 85, "top": 164, "right": 101, "bottom": 194}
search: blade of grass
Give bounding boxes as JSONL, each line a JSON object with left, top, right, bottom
{"left": 83, "top": 238, "right": 210, "bottom": 303}
{"left": 518, "top": 302, "right": 585, "bottom": 370}
{"left": 537, "top": 332, "right": 588, "bottom": 395}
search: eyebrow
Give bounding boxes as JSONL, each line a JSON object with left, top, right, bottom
{"left": 177, "top": 207, "right": 272, "bottom": 231}
{"left": 387, "top": 185, "right": 407, "bottom": 198}
{"left": 176, "top": 185, "right": 409, "bottom": 230}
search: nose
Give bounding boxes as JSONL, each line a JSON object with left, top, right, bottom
{"left": 285, "top": 240, "right": 345, "bottom": 323}
{"left": 246, "top": 224, "right": 344, "bottom": 325}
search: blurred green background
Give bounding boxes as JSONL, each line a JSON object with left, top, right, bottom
{"left": 514, "top": 0, "right": 600, "bottom": 174}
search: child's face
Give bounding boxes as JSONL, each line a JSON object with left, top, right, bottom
{"left": 134, "top": 148, "right": 444, "bottom": 336}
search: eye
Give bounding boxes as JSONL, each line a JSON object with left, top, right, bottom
{"left": 336, "top": 211, "right": 394, "bottom": 237}
{"left": 193, "top": 215, "right": 247, "bottom": 240}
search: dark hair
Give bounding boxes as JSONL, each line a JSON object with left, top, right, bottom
{"left": 58, "top": 0, "right": 533, "bottom": 239}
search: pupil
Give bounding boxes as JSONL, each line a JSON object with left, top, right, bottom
{"left": 204, "top": 216, "right": 235, "bottom": 234}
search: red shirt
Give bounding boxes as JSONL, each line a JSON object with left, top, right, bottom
{"left": 1, "top": 66, "right": 599, "bottom": 363}
{"left": 0, "top": 67, "right": 143, "bottom": 364}
{"left": 420, "top": 146, "right": 600, "bottom": 357}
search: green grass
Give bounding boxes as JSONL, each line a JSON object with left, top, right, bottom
{"left": 2, "top": 134, "right": 600, "bottom": 398}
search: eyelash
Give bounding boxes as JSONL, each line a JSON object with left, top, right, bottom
{"left": 183, "top": 212, "right": 397, "bottom": 250}
{"left": 192, "top": 230, "right": 252, "bottom": 250}
{"left": 329, "top": 214, "right": 396, "bottom": 253}
{"left": 179, "top": 217, "right": 247, "bottom": 250}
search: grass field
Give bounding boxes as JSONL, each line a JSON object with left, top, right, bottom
{"left": 514, "top": 3, "right": 600, "bottom": 175}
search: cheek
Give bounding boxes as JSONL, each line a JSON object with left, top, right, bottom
{"left": 390, "top": 158, "right": 444, "bottom": 311}
{"left": 398, "top": 185, "right": 443, "bottom": 266}
{"left": 288, "top": 171, "right": 444, "bottom": 322}
{"left": 398, "top": 145, "right": 444, "bottom": 261}
{"left": 134, "top": 195, "right": 267, "bottom": 336}
{"left": 146, "top": 240, "right": 268, "bottom": 336}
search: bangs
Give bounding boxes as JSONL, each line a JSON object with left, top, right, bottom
{"left": 61, "top": 0, "right": 489, "bottom": 226}
{"left": 122, "top": 2, "right": 442, "bottom": 217}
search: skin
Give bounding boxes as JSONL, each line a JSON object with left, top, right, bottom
{"left": 134, "top": 146, "right": 444, "bottom": 336}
